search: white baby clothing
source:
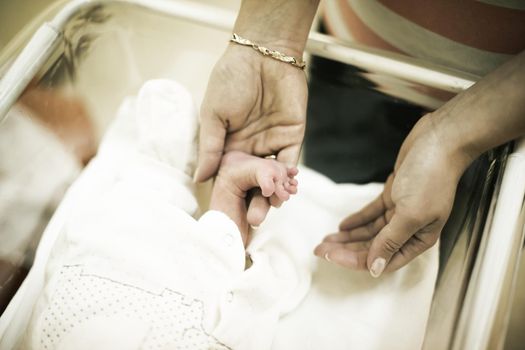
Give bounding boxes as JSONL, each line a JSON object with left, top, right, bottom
{"left": 1, "top": 79, "right": 439, "bottom": 350}
{"left": 20, "top": 80, "right": 312, "bottom": 350}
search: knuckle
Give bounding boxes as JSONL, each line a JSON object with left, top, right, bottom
{"left": 383, "top": 237, "right": 403, "bottom": 254}
{"left": 410, "top": 238, "right": 429, "bottom": 253}
{"left": 409, "top": 231, "right": 439, "bottom": 255}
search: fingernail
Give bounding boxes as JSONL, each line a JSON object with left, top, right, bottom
{"left": 250, "top": 225, "right": 259, "bottom": 230}
{"left": 324, "top": 252, "right": 331, "bottom": 262}
{"left": 370, "top": 258, "right": 386, "bottom": 278}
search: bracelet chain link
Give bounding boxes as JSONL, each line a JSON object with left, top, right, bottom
{"left": 230, "top": 33, "right": 306, "bottom": 70}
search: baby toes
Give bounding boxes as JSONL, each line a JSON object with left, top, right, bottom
{"left": 253, "top": 159, "right": 298, "bottom": 208}
{"left": 287, "top": 167, "right": 299, "bottom": 177}
{"left": 269, "top": 162, "right": 299, "bottom": 203}
{"left": 274, "top": 179, "right": 291, "bottom": 201}
{"left": 255, "top": 172, "right": 276, "bottom": 197}
{"left": 285, "top": 179, "right": 298, "bottom": 194}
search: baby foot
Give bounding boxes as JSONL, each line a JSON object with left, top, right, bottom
{"left": 209, "top": 151, "right": 298, "bottom": 244}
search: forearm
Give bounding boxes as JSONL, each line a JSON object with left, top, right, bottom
{"left": 233, "top": 0, "right": 320, "bottom": 56}
{"left": 434, "top": 51, "right": 525, "bottom": 166}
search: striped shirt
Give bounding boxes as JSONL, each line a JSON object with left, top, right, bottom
{"left": 323, "top": 0, "right": 525, "bottom": 76}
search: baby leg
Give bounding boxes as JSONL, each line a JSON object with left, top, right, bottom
{"left": 210, "top": 151, "right": 298, "bottom": 244}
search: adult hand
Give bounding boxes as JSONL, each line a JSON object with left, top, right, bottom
{"left": 315, "top": 51, "right": 525, "bottom": 277}
{"left": 196, "top": 43, "right": 307, "bottom": 225}
{"left": 314, "top": 115, "right": 473, "bottom": 277}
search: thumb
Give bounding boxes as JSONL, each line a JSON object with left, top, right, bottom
{"left": 247, "top": 191, "right": 271, "bottom": 227}
{"left": 194, "top": 110, "right": 226, "bottom": 182}
{"left": 367, "top": 213, "right": 422, "bottom": 278}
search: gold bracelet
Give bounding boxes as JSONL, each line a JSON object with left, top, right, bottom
{"left": 230, "top": 33, "right": 306, "bottom": 70}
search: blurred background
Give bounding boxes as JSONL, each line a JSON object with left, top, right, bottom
{"left": 0, "top": 0, "right": 241, "bottom": 50}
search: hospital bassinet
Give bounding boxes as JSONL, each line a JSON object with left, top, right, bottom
{"left": 0, "top": 1, "right": 524, "bottom": 349}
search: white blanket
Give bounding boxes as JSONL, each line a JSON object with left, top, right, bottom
{"left": 0, "top": 80, "right": 438, "bottom": 350}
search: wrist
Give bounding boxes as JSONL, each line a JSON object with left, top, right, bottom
{"left": 229, "top": 33, "right": 306, "bottom": 69}
{"left": 231, "top": 28, "right": 306, "bottom": 58}
{"left": 223, "top": 37, "right": 306, "bottom": 75}
{"left": 233, "top": 0, "right": 319, "bottom": 57}
{"left": 424, "top": 113, "right": 477, "bottom": 176}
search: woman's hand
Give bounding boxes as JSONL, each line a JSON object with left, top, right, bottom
{"left": 196, "top": 44, "right": 307, "bottom": 181}
{"left": 195, "top": 0, "right": 318, "bottom": 226}
{"left": 315, "top": 115, "right": 472, "bottom": 276}
{"left": 316, "top": 50, "right": 525, "bottom": 277}
{"left": 196, "top": 44, "right": 307, "bottom": 225}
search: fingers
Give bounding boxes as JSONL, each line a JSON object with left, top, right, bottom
{"left": 316, "top": 214, "right": 430, "bottom": 275}
{"left": 385, "top": 229, "right": 440, "bottom": 273}
{"left": 287, "top": 167, "right": 299, "bottom": 177}
{"left": 267, "top": 162, "right": 298, "bottom": 203}
{"left": 273, "top": 179, "right": 290, "bottom": 201}
{"left": 270, "top": 193, "right": 286, "bottom": 207}
{"left": 247, "top": 190, "right": 271, "bottom": 227}
{"left": 329, "top": 249, "right": 369, "bottom": 269}
{"left": 194, "top": 110, "right": 226, "bottom": 182}
{"left": 326, "top": 214, "right": 388, "bottom": 243}
{"left": 366, "top": 213, "right": 424, "bottom": 278}
{"left": 282, "top": 167, "right": 299, "bottom": 195}
{"left": 284, "top": 178, "right": 298, "bottom": 194}
{"left": 314, "top": 242, "right": 369, "bottom": 269}
{"left": 247, "top": 157, "right": 298, "bottom": 228}
{"left": 315, "top": 241, "right": 371, "bottom": 255}
{"left": 255, "top": 171, "right": 276, "bottom": 197}
{"left": 246, "top": 191, "right": 285, "bottom": 227}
